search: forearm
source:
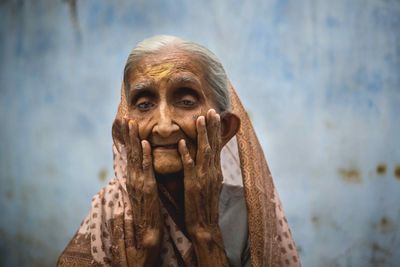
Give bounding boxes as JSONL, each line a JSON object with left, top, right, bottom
{"left": 190, "top": 227, "right": 229, "bottom": 267}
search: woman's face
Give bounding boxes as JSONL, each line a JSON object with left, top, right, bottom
{"left": 124, "top": 48, "right": 217, "bottom": 174}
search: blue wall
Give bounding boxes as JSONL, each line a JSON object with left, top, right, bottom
{"left": 1, "top": 0, "right": 399, "bottom": 266}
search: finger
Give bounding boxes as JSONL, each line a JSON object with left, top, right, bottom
{"left": 128, "top": 120, "right": 142, "bottom": 173}
{"left": 141, "top": 140, "right": 154, "bottom": 178}
{"left": 178, "top": 139, "right": 195, "bottom": 178}
{"left": 122, "top": 117, "right": 132, "bottom": 154}
{"left": 122, "top": 118, "right": 136, "bottom": 190}
{"left": 196, "top": 115, "right": 212, "bottom": 165}
{"left": 142, "top": 140, "right": 157, "bottom": 197}
{"left": 141, "top": 140, "right": 160, "bottom": 227}
{"left": 206, "top": 109, "right": 222, "bottom": 158}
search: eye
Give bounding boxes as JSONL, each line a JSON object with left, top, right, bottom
{"left": 175, "top": 93, "right": 198, "bottom": 109}
{"left": 176, "top": 98, "right": 197, "bottom": 108}
{"left": 177, "top": 99, "right": 196, "bottom": 107}
{"left": 136, "top": 101, "right": 155, "bottom": 111}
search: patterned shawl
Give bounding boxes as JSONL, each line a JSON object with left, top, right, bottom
{"left": 57, "top": 82, "right": 300, "bottom": 267}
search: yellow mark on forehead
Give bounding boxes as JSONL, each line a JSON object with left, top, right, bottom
{"left": 144, "top": 63, "right": 174, "bottom": 81}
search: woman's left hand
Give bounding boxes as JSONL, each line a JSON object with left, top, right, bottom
{"left": 178, "top": 109, "right": 228, "bottom": 266}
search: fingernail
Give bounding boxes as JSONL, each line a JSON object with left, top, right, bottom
{"left": 216, "top": 113, "right": 220, "bottom": 121}
{"left": 199, "top": 116, "right": 205, "bottom": 126}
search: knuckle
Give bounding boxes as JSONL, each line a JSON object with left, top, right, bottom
{"left": 145, "top": 181, "right": 156, "bottom": 193}
{"left": 134, "top": 176, "right": 144, "bottom": 187}
{"left": 132, "top": 154, "right": 140, "bottom": 164}
{"left": 203, "top": 146, "right": 212, "bottom": 158}
{"left": 185, "top": 157, "right": 195, "bottom": 167}
{"left": 142, "top": 160, "right": 152, "bottom": 170}
{"left": 204, "top": 145, "right": 212, "bottom": 154}
{"left": 143, "top": 186, "right": 153, "bottom": 196}
{"left": 185, "top": 183, "right": 199, "bottom": 194}
{"left": 142, "top": 229, "right": 161, "bottom": 248}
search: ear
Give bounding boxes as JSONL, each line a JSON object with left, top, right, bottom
{"left": 220, "top": 112, "right": 241, "bottom": 147}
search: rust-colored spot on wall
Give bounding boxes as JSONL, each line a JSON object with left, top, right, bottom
{"left": 98, "top": 168, "right": 108, "bottom": 182}
{"left": 338, "top": 167, "right": 362, "bottom": 183}
{"left": 395, "top": 165, "right": 400, "bottom": 180}
{"left": 376, "top": 164, "right": 386, "bottom": 175}
{"left": 376, "top": 216, "right": 394, "bottom": 233}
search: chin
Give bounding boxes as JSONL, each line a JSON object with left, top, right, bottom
{"left": 153, "top": 155, "right": 183, "bottom": 174}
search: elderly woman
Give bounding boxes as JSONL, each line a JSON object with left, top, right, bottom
{"left": 58, "top": 36, "right": 300, "bottom": 267}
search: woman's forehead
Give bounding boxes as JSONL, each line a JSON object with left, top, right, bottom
{"left": 131, "top": 50, "right": 207, "bottom": 81}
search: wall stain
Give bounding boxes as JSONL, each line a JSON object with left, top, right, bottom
{"left": 311, "top": 215, "right": 320, "bottom": 226}
{"left": 98, "top": 168, "right": 108, "bottom": 182}
{"left": 394, "top": 165, "right": 400, "bottom": 180}
{"left": 5, "top": 191, "right": 14, "bottom": 200}
{"left": 376, "top": 163, "right": 386, "bottom": 175}
{"left": 338, "top": 167, "right": 362, "bottom": 183}
{"left": 0, "top": 228, "right": 57, "bottom": 266}
{"left": 63, "top": 0, "right": 81, "bottom": 42}
{"left": 374, "top": 216, "right": 394, "bottom": 233}
{"left": 369, "top": 242, "right": 391, "bottom": 266}
{"left": 310, "top": 214, "right": 340, "bottom": 230}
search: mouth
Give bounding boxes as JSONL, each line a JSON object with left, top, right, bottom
{"left": 152, "top": 144, "right": 178, "bottom": 150}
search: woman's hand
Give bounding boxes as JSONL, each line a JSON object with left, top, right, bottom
{"left": 178, "top": 109, "right": 229, "bottom": 266}
{"left": 122, "top": 118, "right": 163, "bottom": 266}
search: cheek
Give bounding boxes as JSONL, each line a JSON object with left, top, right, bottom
{"left": 138, "top": 122, "right": 152, "bottom": 140}
{"left": 128, "top": 113, "right": 153, "bottom": 140}
{"left": 175, "top": 115, "right": 197, "bottom": 139}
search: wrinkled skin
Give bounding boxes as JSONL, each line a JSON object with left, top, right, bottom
{"left": 122, "top": 120, "right": 162, "bottom": 267}
{"left": 121, "top": 47, "right": 240, "bottom": 266}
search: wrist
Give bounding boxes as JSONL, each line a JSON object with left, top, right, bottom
{"left": 188, "top": 224, "right": 224, "bottom": 247}
{"left": 188, "top": 226, "right": 213, "bottom": 243}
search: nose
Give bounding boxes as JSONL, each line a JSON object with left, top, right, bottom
{"left": 152, "top": 102, "right": 179, "bottom": 138}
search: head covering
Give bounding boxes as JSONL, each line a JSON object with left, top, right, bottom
{"left": 57, "top": 80, "right": 300, "bottom": 267}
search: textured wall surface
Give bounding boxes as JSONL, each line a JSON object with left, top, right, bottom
{"left": 1, "top": 0, "right": 399, "bottom": 266}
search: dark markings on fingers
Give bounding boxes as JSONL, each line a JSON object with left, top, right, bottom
{"left": 127, "top": 120, "right": 144, "bottom": 174}
{"left": 122, "top": 118, "right": 132, "bottom": 153}
{"left": 141, "top": 140, "right": 153, "bottom": 172}
{"left": 214, "top": 113, "right": 222, "bottom": 162}
{"left": 178, "top": 139, "right": 195, "bottom": 175}
{"left": 196, "top": 116, "right": 211, "bottom": 164}
{"left": 142, "top": 140, "right": 157, "bottom": 197}
{"left": 206, "top": 109, "right": 220, "bottom": 155}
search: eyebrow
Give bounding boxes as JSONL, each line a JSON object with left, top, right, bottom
{"left": 127, "top": 81, "right": 157, "bottom": 104}
{"left": 132, "top": 82, "right": 150, "bottom": 91}
{"left": 168, "top": 74, "right": 201, "bottom": 87}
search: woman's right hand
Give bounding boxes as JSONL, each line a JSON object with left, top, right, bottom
{"left": 122, "top": 118, "right": 163, "bottom": 266}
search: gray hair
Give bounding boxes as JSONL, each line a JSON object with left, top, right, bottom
{"left": 123, "top": 35, "right": 230, "bottom": 112}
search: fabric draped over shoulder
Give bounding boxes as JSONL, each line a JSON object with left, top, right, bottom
{"left": 57, "top": 81, "right": 300, "bottom": 267}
